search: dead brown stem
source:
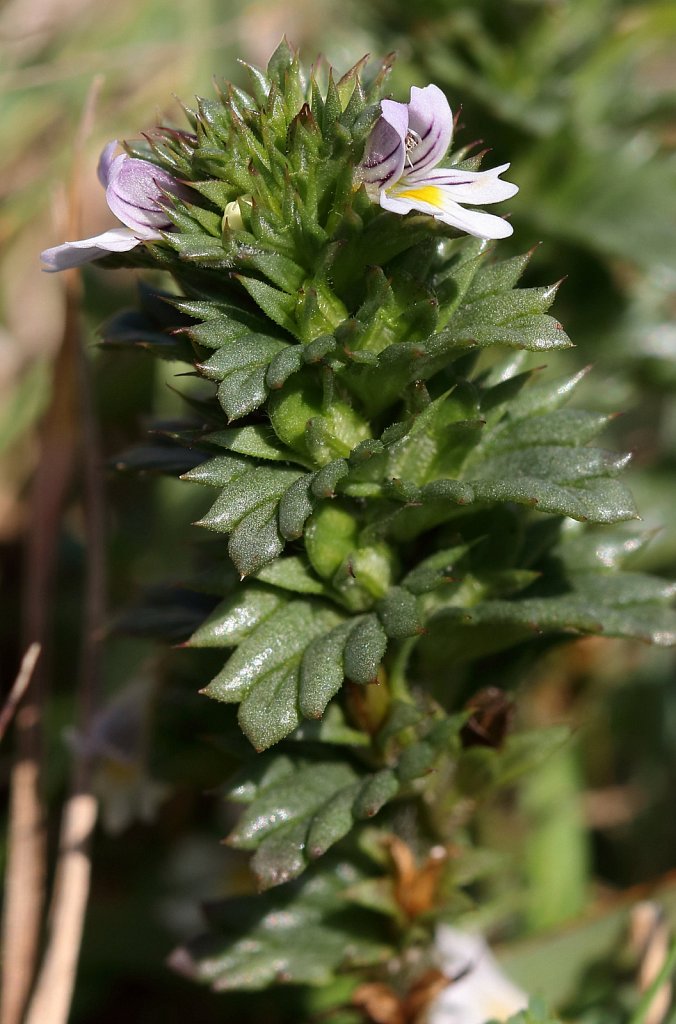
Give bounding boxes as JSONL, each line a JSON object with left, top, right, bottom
{"left": 23, "top": 75, "right": 106, "bottom": 1024}
{"left": 0, "top": 644, "right": 41, "bottom": 744}
{"left": 1, "top": 76, "right": 104, "bottom": 1024}
{"left": 0, "top": 265, "right": 79, "bottom": 1024}
{"left": 24, "top": 793, "right": 99, "bottom": 1024}
{"left": 1, "top": 755, "right": 47, "bottom": 1024}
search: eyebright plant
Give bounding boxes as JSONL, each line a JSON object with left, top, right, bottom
{"left": 44, "top": 42, "right": 676, "bottom": 1023}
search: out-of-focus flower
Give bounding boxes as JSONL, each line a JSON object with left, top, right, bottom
{"left": 429, "top": 926, "right": 529, "bottom": 1024}
{"left": 41, "top": 141, "right": 187, "bottom": 272}
{"left": 65, "top": 678, "right": 168, "bottom": 834}
{"left": 359, "top": 84, "right": 518, "bottom": 240}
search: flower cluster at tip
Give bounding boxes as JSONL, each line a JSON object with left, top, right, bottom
{"left": 40, "top": 141, "right": 186, "bottom": 272}
{"left": 40, "top": 78, "right": 518, "bottom": 274}
{"left": 359, "top": 83, "right": 518, "bottom": 239}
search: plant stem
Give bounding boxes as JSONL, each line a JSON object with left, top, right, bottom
{"left": 0, "top": 644, "right": 41, "bottom": 744}
{"left": 23, "top": 75, "right": 106, "bottom": 1024}
{"left": 389, "top": 637, "right": 417, "bottom": 703}
{"left": 628, "top": 940, "right": 676, "bottom": 1024}
{"left": 25, "top": 306, "right": 106, "bottom": 1024}
{"left": 0, "top": 284, "right": 79, "bottom": 1024}
{"left": 0, "top": 645, "right": 41, "bottom": 1018}
{"left": 23, "top": 792, "right": 99, "bottom": 1024}
{"left": 1, "top": 75, "right": 103, "bottom": 1024}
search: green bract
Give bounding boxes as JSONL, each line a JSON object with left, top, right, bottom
{"left": 100, "top": 41, "right": 675, "bottom": 1017}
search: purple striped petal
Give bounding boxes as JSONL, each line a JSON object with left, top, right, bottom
{"left": 404, "top": 85, "right": 453, "bottom": 176}
{"left": 105, "top": 155, "right": 186, "bottom": 237}
{"left": 410, "top": 164, "right": 518, "bottom": 204}
{"left": 97, "top": 141, "right": 119, "bottom": 188}
{"left": 380, "top": 98, "right": 409, "bottom": 139}
{"left": 360, "top": 99, "right": 408, "bottom": 191}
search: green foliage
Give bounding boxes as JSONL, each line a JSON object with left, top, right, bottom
{"left": 500, "top": 997, "right": 563, "bottom": 1024}
{"left": 101, "top": 41, "right": 675, "bottom": 1012}
{"left": 361, "top": 0, "right": 676, "bottom": 277}
{"left": 169, "top": 855, "right": 392, "bottom": 990}
{"left": 221, "top": 709, "right": 460, "bottom": 888}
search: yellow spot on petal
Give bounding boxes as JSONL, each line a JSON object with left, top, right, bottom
{"left": 397, "top": 185, "right": 445, "bottom": 206}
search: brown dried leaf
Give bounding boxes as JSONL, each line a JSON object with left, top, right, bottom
{"left": 460, "top": 686, "right": 515, "bottom": 749}
{"left": 353, "top": 982, "right": 405, "bottom": 1024}
{"left": 388, "top": 836, "right": 449, "bottom": 919}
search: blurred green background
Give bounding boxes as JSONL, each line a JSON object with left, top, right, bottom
{"left": 1, "top": 1, "right": 675, "bottom": 1021}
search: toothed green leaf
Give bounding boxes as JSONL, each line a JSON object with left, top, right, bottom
{"left": 202, "top": 597, "right": 345, "bottom": 749}
{"left": 206, "top": 425, "right": 304, "bottom": 464}
{"left": 236, "top": 275, "right": 299, "bottom": 337}
{"left": 187, "top": 585, "right": 285, "bottom": 649}
{"left": 426, "top": 569, "right": 676, "bottom": 660}
{"left": 169, "top": 856, "right": 391, "bottom": 990}
{"left": 254, "top": 555, "right": 330, "bottom": 596}
{"left": 223, "top": 708, "right": 459, "bottom": 888}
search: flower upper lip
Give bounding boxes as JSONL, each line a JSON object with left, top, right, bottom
{"left": 359, "top": 84, "right": 518, "bottom": 240}
{"left": 99, "top": 141, "right": 184, "bottom": 237}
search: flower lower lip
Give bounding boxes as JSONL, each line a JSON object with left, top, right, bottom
{"left": 395, "top": 185, "right": 446, "bottom": 206}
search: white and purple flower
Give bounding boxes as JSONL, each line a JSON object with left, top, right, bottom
{"left": 359, "top": 84, "right": 518, "bottom": 240}
{"left": 430, "top": 927, "right": 529, "bottom": 1024}
{"left": 41, "top": 141, "right": 187, "bottom": 272}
